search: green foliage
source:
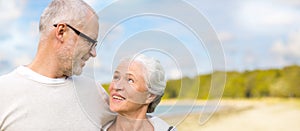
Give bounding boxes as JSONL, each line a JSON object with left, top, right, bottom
{"left": 270, "top": 65, "right": 300, "bottom": 97}
{"left": 102, "top": 83, "right": 110, "bottom": 93}
{"left": 164, "top": 79, "right": 181, "bottom": 99}
{"left": 224, "top": 71, "right": 246, "bottom": 98}
{"left": 197, "top": 74, "right": 211, "bottom": 99}
{"left": 102, "top": 65, "right": 300, "bottom": 99}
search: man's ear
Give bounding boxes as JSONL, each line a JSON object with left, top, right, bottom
{"left": 55, "top": 23, "right": 67, "bottom": 42}
{"left": 146, "top": 93, "right": 156, "bottom": 104}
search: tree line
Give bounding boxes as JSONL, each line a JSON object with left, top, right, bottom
{"left": 102, "top": 65, "right": 300, "bottom": 99}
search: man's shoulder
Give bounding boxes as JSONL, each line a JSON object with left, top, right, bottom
{"left": 0, "top": 69, "right": 14, "bottom": 77}
{"left": 0, "top": 66, "right": 26, "bottom": 81}
{"left": 72, "top": 75, "right": 107, "bottom": 93}
{"left": 0, "top": 70, "right": 19, "bottom": 84}
{"left": 72, "top": 75, "right": 94, "bottom": 82}
{"left": 71, "top": 75, "right": 116, "bottom": 127}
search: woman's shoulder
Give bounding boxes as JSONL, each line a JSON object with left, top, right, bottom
{"left": 147, "top": 115, "right": 177, "bottom": 131}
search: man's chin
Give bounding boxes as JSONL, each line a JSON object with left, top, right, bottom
{"left": 72, "top": 67, "right": 83, "bottom": 76}
{"left": 73, "top": 70, "right": 82, "bottom": 76}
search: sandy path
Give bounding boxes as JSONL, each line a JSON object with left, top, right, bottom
{"left": 163, "top": 99, "right": 300, "bottom": 131}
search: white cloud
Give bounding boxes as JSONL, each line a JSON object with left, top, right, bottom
{"left": 0, "top": 16, "right": 38, "bottom": 71}
{"left": 13, "top": 54, "right": 32, "bottom": 66}
{"left": 0, "top": 0, "right": 27, "bottom": 26}
{"left": 29, "top": 21, "right": 39, "bottom": 39}
{"left": 99, "top": 22, "right": 125, "bottom": 47}
{"left": 168, "top": 68, "right": 182, "bottom": 80}
{"left": 271, "top": 30, "right": 300, "bottom": 65}
{"left": 236, "top": 1, "right": 299, "bottom": 31}
{"left": 274, "top": 0, "right": 300, "bottom": 6}
{"left": 0, "top": 0, "right": 30, "bottom": 47}
{"left": 217, "top": 31, "right": 233, "bottom": 42}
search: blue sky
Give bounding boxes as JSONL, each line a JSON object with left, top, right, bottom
{"left": 0, "top": 0, "right": 300, "bottom": 83}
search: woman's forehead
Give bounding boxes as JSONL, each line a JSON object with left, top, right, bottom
{"left": 116, "top": 61, "right": 145, "bottom": 75}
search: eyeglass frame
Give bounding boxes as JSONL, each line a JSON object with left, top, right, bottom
{"left": 53, "top": 23, "right": 98, "bottom": 48}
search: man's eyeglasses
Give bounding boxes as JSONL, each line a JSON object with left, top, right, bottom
{"left": 53, "top": 24, "right": 98, "bottom": 48}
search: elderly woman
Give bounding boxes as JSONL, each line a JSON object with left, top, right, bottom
{"left": 102, "top": 54, "right": 176, "bottom": 131}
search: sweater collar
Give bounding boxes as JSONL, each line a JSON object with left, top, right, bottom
{"left": 16, "top": 66, "right": 67, "bottom": 84}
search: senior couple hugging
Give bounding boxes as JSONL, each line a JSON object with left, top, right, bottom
{"left": 0, "top": 0, "right": 176, "bottom": 131}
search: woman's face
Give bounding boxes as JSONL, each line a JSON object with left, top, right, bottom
{"left": 108, "top": 61, "right": 152, "bottom": 115}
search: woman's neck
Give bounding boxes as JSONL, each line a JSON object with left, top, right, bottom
{"left": 108, "top": 115, "right": 154, "bottom": 131}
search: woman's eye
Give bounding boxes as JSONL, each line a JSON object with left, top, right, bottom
{"left": 128, "top": 79, "right": 134, "bottom": 83}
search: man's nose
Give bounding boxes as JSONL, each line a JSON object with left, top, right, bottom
{"left": 90, "top": 46, "right": 97, "bottom": 57}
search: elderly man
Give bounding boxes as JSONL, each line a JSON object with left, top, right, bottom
{"left": 0, "top": 0, "right": 114, "bottom": 130}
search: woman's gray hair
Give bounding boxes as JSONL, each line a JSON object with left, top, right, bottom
{"left": 121, "top": 54, "right": 166, "bottom": 113}
{"left": 39, "top": 0, "right": 98, "bottom": 37}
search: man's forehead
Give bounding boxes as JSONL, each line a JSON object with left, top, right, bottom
{"left": 81, "top": 16, "right": 99, "bottom": 38}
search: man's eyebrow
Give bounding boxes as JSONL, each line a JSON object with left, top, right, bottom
{"left": 114, "top": 71, "right": 120, "bottom": 74}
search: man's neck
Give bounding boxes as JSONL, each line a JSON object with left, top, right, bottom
{"left": 28, "top": 56, "right": 65, "bottom": 79}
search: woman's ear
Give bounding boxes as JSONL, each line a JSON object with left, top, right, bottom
{"left": 146, "top": 94, "right": 156, "bottom": 104}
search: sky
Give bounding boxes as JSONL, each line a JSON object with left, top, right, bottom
{"left": 0, "top": 0, "right": 300, "bottom": 83}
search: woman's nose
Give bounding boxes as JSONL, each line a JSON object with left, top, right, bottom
{"left": 113, "top": 80, "right": 126, "bottom": 90}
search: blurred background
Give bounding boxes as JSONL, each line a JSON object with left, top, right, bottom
{"left": 0, "top": 0, "right": 300, "bottom": 130}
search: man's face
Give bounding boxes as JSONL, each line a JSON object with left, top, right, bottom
{"left": 64, "top": 16, "right": 99, "bottom": 76}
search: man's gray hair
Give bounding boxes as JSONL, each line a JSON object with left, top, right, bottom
{"left": 39, "top": 0, "right": 98, "bottom": 37}
{"left": 122, "top": 54, "right": 166, "bottom": 113}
